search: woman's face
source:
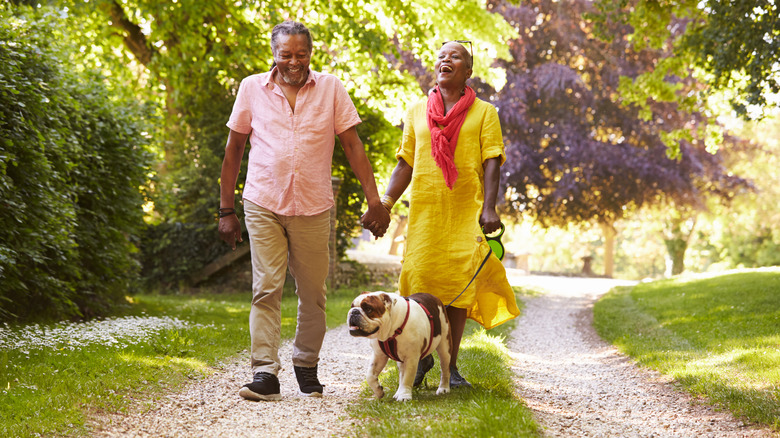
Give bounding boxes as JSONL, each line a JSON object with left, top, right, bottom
{"left": 273, "top": 34, "right": 311, "bottom": 87}
{"left": 435, "top": 42, "right": 472, "bottom": 89}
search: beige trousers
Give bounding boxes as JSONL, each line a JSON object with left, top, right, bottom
{"left": 244, "top": 200, "right": 330, "bottom": 375}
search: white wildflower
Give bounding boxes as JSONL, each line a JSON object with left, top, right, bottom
{"left": 0, "top": 316, "right": 211, "bottom": 351}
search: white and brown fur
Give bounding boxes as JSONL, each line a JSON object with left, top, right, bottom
{"left": 347, "top": 291, "right": 452, "bottom": 401}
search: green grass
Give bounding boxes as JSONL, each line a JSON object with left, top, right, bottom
{"left": 0, "top": 284, "right": 358, "bottom": 437}
{"left": 593, "top": 268, "right": 780, "bottom": 430}
{"left": 0, "top": 284, "right": 540, "bottom": 437}
{"left": 347, "top": 290, "right": 540, "bottom": 438}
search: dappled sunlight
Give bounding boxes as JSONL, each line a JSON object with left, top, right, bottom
{"left": 684, "top": 348, "right": 780, "bottom": 385}
{"left": 222, "top": 305, "right": 246, "bottom": 315}
{"left": 670, "top": 266, "right": 780, "bottom": 285}
{"left": 118, "top": 352, "right": 211, "bottom": 374}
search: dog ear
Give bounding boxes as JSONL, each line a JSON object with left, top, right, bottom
{"left": 381, "top": 293, "right": 394, "bottom": 307}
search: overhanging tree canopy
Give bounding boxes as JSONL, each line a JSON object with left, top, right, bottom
{"left": 55, "top": 0, "right": 518, "bottom": 283}
{"left": 591, "top": 0, "right": 780, "bottom": 120}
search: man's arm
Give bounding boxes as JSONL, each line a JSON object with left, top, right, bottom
{"left": 218, "top": 129, "right": 249, "bottom": 250}
{"left": 337, "top": 126, "right": 391, "bottom": 237}
{"left": 480, "top": 157, "right": 502, "bottom": 234}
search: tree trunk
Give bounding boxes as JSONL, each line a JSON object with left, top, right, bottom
{"left": 600, "top": 221, "right": 616, "bottom": 278}
{"left": 665, "top": 239, "right": 687, "bottom": 276}
{"left": 388, "top": 216, "right": 408, "bottom": 256}
{"left": 663, "top": 213, "right": 697, "bottom": 276}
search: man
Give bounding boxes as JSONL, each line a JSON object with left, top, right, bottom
{"left": 218, "top": 21, "right": 390, "bottom": 401}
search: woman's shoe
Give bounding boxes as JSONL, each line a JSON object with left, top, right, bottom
{"left": 413, "top": 355, "right": 434, "bottom": 387}
{"left": 449, "top": 366, "right": 472, "bottom": 388}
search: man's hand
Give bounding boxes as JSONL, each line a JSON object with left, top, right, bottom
{"left": 218, "top": 215, "right": 243, "bottom": 250}
{"left": 361, "top": 202, "right": 391, "bottom": 238}
{"left": 479, "top": 207, "right": 502, "bottom": 235}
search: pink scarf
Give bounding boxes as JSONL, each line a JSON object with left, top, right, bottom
{"left": 426, "top": 85, "right": 476, "bottom": 189}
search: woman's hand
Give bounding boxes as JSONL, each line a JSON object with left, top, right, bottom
{"left": 479, "top": 207, "right": 502, "bottom": 235}
{"left": 361, "top": 202, "right": 391, "bottom": 238}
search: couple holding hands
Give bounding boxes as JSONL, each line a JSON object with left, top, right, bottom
{"left": 217, "top": 21, "right": 518, "bottom": 402}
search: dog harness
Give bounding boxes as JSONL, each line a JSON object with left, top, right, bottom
{"left": 378, "top": 297, "right": 435, "bottom": 363}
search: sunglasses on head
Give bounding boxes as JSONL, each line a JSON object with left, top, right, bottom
{"left": 441, "top": 40, "right": 473, "bottom": 62}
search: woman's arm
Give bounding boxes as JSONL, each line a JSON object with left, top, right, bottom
{"left": 480, "top": 157, "right": 502, "bottom": 234}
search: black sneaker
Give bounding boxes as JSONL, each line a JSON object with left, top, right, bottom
{"left": 239, "top": 372, "right": 281, "bottom": 401}
{"left": 413, "top": 355, "right": 434, "bottom": 387}
{"left": 450, "top": 365, "right": 472, "bottom": 388}
{"left": 294, "top": 365, "right": 323, "bottom": 397}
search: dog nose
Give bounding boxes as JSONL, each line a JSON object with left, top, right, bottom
{"left": 348, "top": 311, "right": 361, "bottom": 326}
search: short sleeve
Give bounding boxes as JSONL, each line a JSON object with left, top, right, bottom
{"left": 395, "top": 104, "right": 418, "bottom": 167}
{"left": 480, "top": 104, "right": 506, "bottom": 166}
{"left": 226, "top": 78, "right": 253, "bottom": 135}
{"left": 332, "top": 79, "right": 361, "bottom": 135}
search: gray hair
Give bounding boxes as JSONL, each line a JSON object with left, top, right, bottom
{"left": 271, "top": 21, "right": 313, "bottom": 55}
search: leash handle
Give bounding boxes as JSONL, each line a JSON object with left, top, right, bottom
{"left": 445, "top": 248, "right": 492, "bottom": 308}
{"left": 482, "top": 223, "right": 505, "bottom": 261}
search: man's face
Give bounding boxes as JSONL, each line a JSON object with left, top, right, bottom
{"left": 273, "top": 34, "right": 311, "bottom": 87}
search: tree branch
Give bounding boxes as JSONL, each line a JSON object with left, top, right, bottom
{"left": 106, "top": 0, "right": 154, "bottom": 66}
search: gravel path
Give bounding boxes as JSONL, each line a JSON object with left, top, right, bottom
{"left": 92, "top": 325, "right": 370, "bottom": 437}
{"left": 506, "top": 274, "right": 774, "bottom": 438}
{"left": 92, "top": 273, "right": 776, "bottom": 437}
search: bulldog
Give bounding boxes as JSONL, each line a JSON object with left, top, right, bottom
{"left": 348, "top": 291, "right": 451, "bottom": 401}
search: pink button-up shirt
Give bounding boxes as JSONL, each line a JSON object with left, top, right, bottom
{"left": 226, "top": 68, "right": 361, "bottom": 216}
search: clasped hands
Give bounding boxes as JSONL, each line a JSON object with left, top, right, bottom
{"left": 361, "top": 202, "right": 391, "bottom": 238}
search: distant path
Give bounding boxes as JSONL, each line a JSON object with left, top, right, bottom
{"left": 504, "top": 274, "right": 774, "bottom": 437}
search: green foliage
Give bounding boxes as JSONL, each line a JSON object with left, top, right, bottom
{"left": 594, "top": 270, "right": 780, "bottom": 428}
{"left": 0, "top": 8, "right": 153, "bottom": 321}
{"left": 138, "top": 222, "right": 238, "bottom": 287}
{"left": 592, "top": 0, "right": 780, "bottom": 121}
{"left": 54, "top": 0, "right": 516, "bottom": 286}
{"left": 682, "top": 114, "right": 780, "bottom": 271}
{"left": 333, "top": 102, "right": 400, "bottom": 258}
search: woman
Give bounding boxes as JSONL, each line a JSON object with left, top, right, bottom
{"left": 380, "top": 41, "right": 520, "bottom": 387}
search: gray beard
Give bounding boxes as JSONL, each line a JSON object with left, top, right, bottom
{"left": 280, "top": 70, "right": 306, "bottom": 86}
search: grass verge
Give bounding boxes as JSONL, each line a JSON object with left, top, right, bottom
{"left": 346, "top": 287, "right": 540, "bottom": 438}
{"left": 1, "top": 284, "right": 541, "bottom": 437}
{"left": 593, "top": 268, "right": 780, "bottom": 430}
{"left": 0, "top": 284, "right": 358, "bottom": 437}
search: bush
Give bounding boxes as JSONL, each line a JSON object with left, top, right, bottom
{"left": 139, "top": 222, "right": 241, "bottom": 288}
{"left": 0, "top": 11, "right": 153, "bottom": 321}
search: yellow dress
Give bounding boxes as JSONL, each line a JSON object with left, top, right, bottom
{"left": 397, "top": 97, "right": 520, "bottom": 329}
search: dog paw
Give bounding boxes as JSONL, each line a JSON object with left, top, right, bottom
{"left": 372, "top": 386, "right": 385, "bottom": 399}
{"left": 393, "top": 392, "right": 413, "bottom": 401}
{"left": 436, "top": 387, "right": 450, "bottom": 395}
